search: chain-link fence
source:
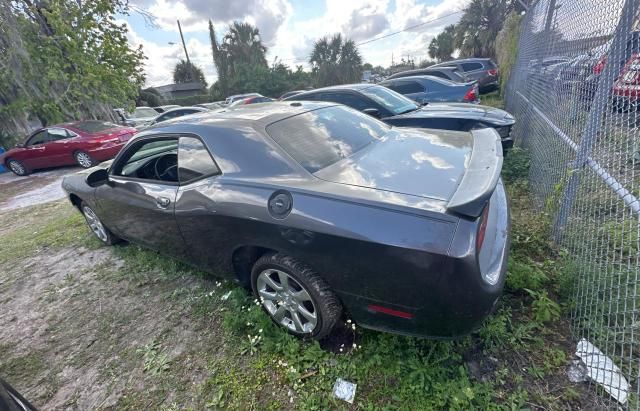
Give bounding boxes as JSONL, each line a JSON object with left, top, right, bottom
{"left": 505, "top": 0, "right": 640, "bottom": 407}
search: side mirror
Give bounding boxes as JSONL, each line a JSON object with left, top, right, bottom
{"left": 363, "top": 108, "right": 381, "bottom": 118}
{"left": 86, "top": 168, "right": 110, "bottom": 187}
{"left": 15, "top": 143, "right": 24, "bottom": 148}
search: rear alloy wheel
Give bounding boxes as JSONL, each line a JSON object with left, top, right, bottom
{"left": 6, "top": 159, "right": 29, "bottom": 176}
{"left": 74, "top": 151, "right": 96, "bottom": 168}
{"left": 251, "top": 253, "right": 342, "bottom": 340}
{"left": 81, "top": 203, "right": 118, "bottom": 245}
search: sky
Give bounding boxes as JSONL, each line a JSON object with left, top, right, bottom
{"left": 121, "top": 0, "right": 469, "bottom": 87}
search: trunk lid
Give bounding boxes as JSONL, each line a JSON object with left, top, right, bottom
{"left": 393, "top": 102, "right": 511, "bottom": 124}
{"left": 314, "top": 128, "right": 473, "bottom": 202}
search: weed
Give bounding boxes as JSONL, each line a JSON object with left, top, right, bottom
{"left": 525, "top": 289, "right": 561, "bottom": 324}
{"left": 506, "top": 256, "right": 548, "bottom": 292}
{"left": 137, "top": 341, "right": 170, "bottom": 376}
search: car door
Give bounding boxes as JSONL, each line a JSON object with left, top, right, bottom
{"left": 94, "top": 136, "right": 187, "bottom": 257}
{"left": 172, "top": 136, "right": 231, "bottom": 273}
{"left": 44, "top": 127, "right": 75, "bottom": 166}
{"left": 21, "top": 130, "right": 52, "bottom": 169}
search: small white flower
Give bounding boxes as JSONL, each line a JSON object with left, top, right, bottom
{"left": 246, "top": 322, "right": 251, "bottom": 326}
{"left": 339, "top": 348, "right": 343, "bottom": 352}
{"left": 358, "top": 345, "right": 362, "bottom": 349}
{"left": 351, "top": 324, "right": 356, "bottom": 330}
{"left": 258, "top": 329, "right": 263, "bottom": 333}
{"left": 352, "top": 343, "right": 357, "bottom": 349}
{"left": 346, "top": 319, "right": 352, "bottom": 324}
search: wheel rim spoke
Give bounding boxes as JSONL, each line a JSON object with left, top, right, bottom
{"left": 277, "top": 271, "right": 290, "bottom": 291}
{"left": 273, "top": 306, "right": 286, "bottom": 322}
{"left": 260, "top": 272, "right": 283, "bottom": 291}
{"left": 292, "top": 289, "right": 312, "bottom": 303}
{"left": 291, "top": 311, "right": 305, "bottom": 332}
{"left": 258, "top": 289, "right": 277, "bottom": 301}
{"left": 297, "top": 304, "right": 317, "bottom": 324}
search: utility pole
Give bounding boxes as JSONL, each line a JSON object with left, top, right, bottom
{"left": 177, "top": 20, "right": 191, "bottom": 64}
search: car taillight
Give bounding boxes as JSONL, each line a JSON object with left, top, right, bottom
{"left": 464, "top": 86, "right": 478, "bottom": 102}
{"left": 476, "top": 203, "right": 490, "bottom": 251}
{"left": 488, "top": 68, "right": 498, "bottom": 76}
{"left": 594, "top": 56, "right": 607, "bottom": 74}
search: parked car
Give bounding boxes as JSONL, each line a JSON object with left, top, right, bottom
{"left": 229, "top": 96, "right": 274, "bottom": 106}
{"left": 430, "top": 58, "right": 500, "bottom": 93}
{"left": 612, "top": 53, "right": 640, "bottom": 111}
{"left": 195, "top": 102, "right": 224, "bottom": 110}
{"left": 386, "top": 66, "right": 470, "bottom": 83}
{"left": 225, "top": 93, "right": 262, "bottom": 105}
{"left": 62, "top": 102, "right": 509, "bottom": 340}
{"left": 285, "top": 84, "right": 515, "bottom": 151}
{"left": 1, "top": 120, "right": 136, "bottom": 176}
{"left": 379, "top": 75, "right": 480, "bottom": 104}
{"left": 123, "top": 106, "right": 159, "bottom": 128}
{"left": 153, "top": 105, "right": 181, "bottom": 113}
{"left": 143, "top": 106, "right": 208, "bottom": 128}
{"left": 0, "top": 377, "right": 36, "bottom": 411}
{"left": 279, "top": 90, "right": 306, "bottom": 100}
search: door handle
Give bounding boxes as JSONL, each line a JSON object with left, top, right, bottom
{"left": 156, "top": 196, "right": 171, "bottom": 209}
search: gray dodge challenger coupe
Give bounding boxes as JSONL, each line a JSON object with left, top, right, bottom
{"left": 62, "top": 102, "right": 510, "bottom": 340}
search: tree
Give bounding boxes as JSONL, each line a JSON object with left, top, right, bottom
{"left": 309, "top": 34, "right": 363, "bottom": 87}
{"left": 173, "top": 59, "right": 207, "bottom": 87}
{"left": 223, "top": 21, "right": 267, "bottom": 76}
{"left": 454, "top": 0, "right": 513, "bottom": 59}
{"left": 137, "top": 87, "right": 163, "bottom": 107}
{"left": 0, "top": 0, "right": 145, "bottom": 145}
{"left": 495, "top": 11, "right": 523, "bottom": 94}
{"left": 209, "top": 20, "right": 230, "bottom": 96}
{"left": 428, "top": 25, "right": 456, "bottom": 62}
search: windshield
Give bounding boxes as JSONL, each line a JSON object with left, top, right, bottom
{"left": 360, "top": 86, "right": 419, "bottom": 115}
{"left": 71, "top": 120, "right": 117, "bottom": 133}
{"left": 266, "top": 105, "right": 389, "bottom": 173}
{"left": 132, "top": 107, "right": 158, "bottom": 118}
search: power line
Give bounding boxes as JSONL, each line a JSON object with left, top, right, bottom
{"left": 356, "top": 10, "right": 465, "bottom": 46}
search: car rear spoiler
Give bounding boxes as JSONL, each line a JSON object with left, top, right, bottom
{"left": 447, "top": 128, "right": 503, "bottom": 218}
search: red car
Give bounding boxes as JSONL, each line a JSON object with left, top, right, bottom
{"left": 1, "top": 120, "right": 136, "bottom": 176}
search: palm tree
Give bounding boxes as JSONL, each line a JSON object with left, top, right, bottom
{"left": 209, "top": 20, "right": 230, "bottom": 94}
{"left": 455, "top": 0, "right": 513, "bottom": 59}
{"left": 173, "top": 59, "right": 207, "bottom": 87}
{"left": 309, "top": 34, "right": 362, "bottom": 87}
{"left": 223, "top": 21, "right": 267, "bottom": 76}
{"left": 428, "top": 25, "right": 456, "bottom": 62}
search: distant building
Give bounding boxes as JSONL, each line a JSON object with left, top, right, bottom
{"left": 154, "top": 82, "right": 206, "bottom": 100}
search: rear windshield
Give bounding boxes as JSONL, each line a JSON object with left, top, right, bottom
{"left": 266, "top": 106, "right": 389, "bottom": 173}
{"left": 71, "top": 120, "right": 117, "bottom": 133}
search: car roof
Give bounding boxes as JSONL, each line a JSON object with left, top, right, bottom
{"left": 382, "top": 75, "right": 456, "bottom": 85}
{"left": 289, "top": 83, "right": 374, "bottom": 97}
{"left": 162, "top": 106, "right": 208, "bottom": 114}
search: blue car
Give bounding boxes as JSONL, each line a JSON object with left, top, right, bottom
{"left": 379, "top": 75, "right": 479, "bottom": 105}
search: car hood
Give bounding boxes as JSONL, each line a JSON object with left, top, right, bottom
{"left": 314, "top": 128, "right": 473, "bottom": 201}
{"left": 390, "top": 103, "right": 515, "bottom": 126}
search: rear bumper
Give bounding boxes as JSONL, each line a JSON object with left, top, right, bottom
{"left": 341, "top": 181, "right": 510, "bottom": 339}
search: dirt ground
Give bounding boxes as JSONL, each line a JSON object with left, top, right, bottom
{"left": 0, "top": 170, "right": 290, "bottom": 409}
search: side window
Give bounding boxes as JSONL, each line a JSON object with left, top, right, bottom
{"left": 113, "top": 138, "right": 179, "bottom": 182}
{"left": 330, "top": 93, "right": 372, "bottom": 111}
{"left": 178, "top": 137, "right": 220, "bottom": 183}
{"left": 392, "top": 81, "right": 425, "bottom": 94}
{"left": 461, "top": 62, "right": 483, "bottom": 72}
{"left": 47, "top": 128, "right": 69, "bottom": 141}
{"left": 26, "top": 130, "right": 48, "bottom": 146}
{"left": 426, "top": 71, "right": 447, "bottom": 79}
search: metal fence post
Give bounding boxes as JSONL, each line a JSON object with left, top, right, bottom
{"left": 554, "top": 0, "right": 640, "bottom": 241}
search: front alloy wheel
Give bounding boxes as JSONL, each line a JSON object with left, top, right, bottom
{"left": 7, "top": 159, "right": 28, "bottom": 176}
{"left": 82, "top": 204, "right": 117, "bottom": 245}
{"left": 251, "top": 253, "right": 342, "bottom": 340}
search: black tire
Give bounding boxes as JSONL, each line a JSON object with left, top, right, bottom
{"left": 74, "top": 151, "right": 96, "bottom": 168}
{"left": 6, "top": 159, "right": 29, "bottom": 176}
{"left": 80, "top": 202, "right": 120, "bottom": 245}
{"left": 251, "top": 253, "right": 342, "bottom": 340}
